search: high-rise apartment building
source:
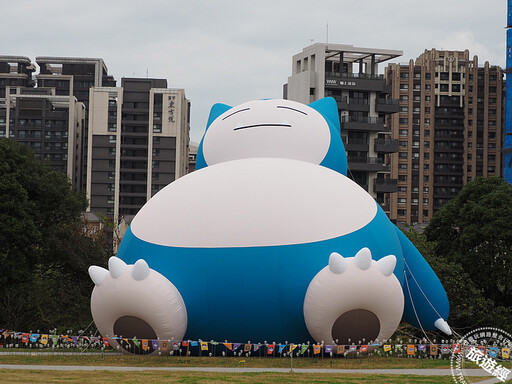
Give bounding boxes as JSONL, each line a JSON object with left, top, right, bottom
{"left": 0, "top": 57, "right": 84, "bottom": 188}
{"left": 87, "top": 78, "right": 190, "bottom": 225}
{"left": 36, "top": 57, "right": 116, "bottom": 189}
{"left": 386, "top": 49, "right": 503, "bottom": 226}
{"left": 0, "top": 56, "right": 35, "bottom": 98}
{"left": 285, "top": 43, "right": 402, "bottom": 213}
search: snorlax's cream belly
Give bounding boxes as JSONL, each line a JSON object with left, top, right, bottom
{"left": 117, "top": 158, "right": 404, "bottom": 342}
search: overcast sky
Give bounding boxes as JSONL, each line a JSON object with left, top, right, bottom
{"left": 4, "top": 0, "right": 508, "bottom": 142}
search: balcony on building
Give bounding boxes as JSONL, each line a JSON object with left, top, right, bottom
{"left": 342, "top": 136, "right": 369, "bottom": 152}
{"left": 341, "top": 115, "right": 387, "bottom": 132}
{"left": 331, "top": 95, "right": 370, "bottom": 112}
{"left": 348, "top": 156, "right": 389, "bottom": 172}
{"left": 325, "top": 72, "right": 390, "bottom": 93}
{"left": 373, "top": 178, "right": 398, "bottom": 193}
{"left": 375, "top": 97, "right": 399, "bottom": 113}
{"left": 374, "top": 138, "right": 398, "bottom": 153}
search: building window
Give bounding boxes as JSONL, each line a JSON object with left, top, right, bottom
{"left": 425, "top": 118, "right": 430, "bottom": 126}
{"left": 398, "top": 209, "right": 407, "bottom": 216}
{"left": 152, "top": 160, "right": 159, "bottom": 169}
{"left": 153, "top": 124, "right": 162, "bottom": 133}
{"left": 400, "top": 84, "right": 409, "bottom": 91}
{"left": 399, "top": 129, "right": 408, "bottom": 136}
{"left": 400, "top": 72, "right": 409, "bottom": 79}
{"left": 424, "top": 164, "right": 430, "bottom": 171}
{"left": 107, "top": 184, "right": 115, "bottom": 192}
{"left": 108, "top": 123, "right": 117, "bottom": 132}
{"left": 399, "top": 106, "right": 408, "bottom": 113}
{"left": 109, "top": 135, "right": 116, "bottom": 143}
{"left": 423, "top": 187, "right": 429, "bottom": 193}
{"left": 108, "top": 171, "right": 115, "bottom": 180}
{"left": 400, "top": 95, "right": 409, "bottom": 102}
{"left": 398, "top": 198, "right": 407, "bottom": 204}
{"left": 109, "top": 148, "right": 116, "bottom": 156}
{"left": 399, "top": 118, "right": 408, "bottom": 125}
{"left": 399, "top": 140, "right": 408, "bottom": 148}
{"left": 398, "top": 186, "right": 407, "bottom": 192}
{"left": 399, "top": 152, "right": 408, "bottom": 159}
{"left": 411, "top": 198, "right": 419, "bottom": 205}
{"left": 398, "top": 175, "right": 407, "bottom": 182}
{"left": 399, "top": 163, "right": 408, "bottom": 170}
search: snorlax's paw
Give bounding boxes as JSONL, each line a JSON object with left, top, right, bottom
{"left": 89, "top": 256, "right": 187, "bottom": 354}
{"left": 303, "top": 248, "right": 404, "bottom": 345}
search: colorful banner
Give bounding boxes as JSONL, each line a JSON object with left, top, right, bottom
{"left": 336, "top": 345, "right": 345, "bottom": 354}
{"left": 407, "top": 345, "right": 415, "bottom": 355}
{"left": 502, "top": 348, "right": 510, "bottom": 359}
{"left": 349, "top": 345, "right": 357, "bottom": 352}
{"left": 102, "top": 337, "right": 109, "bottom": 347}
{"left": 253, "top": 343, "right": 262, "bottom": 352}
{"left": 313, "top": 344, "right": 321, "bottom": 354}
{"left": 325, "top": 345, "right": 333, "bottom": 353}
{"left": 190, "top": 341, "right": 198, "bottom": 347}
{"left": 489, "top": 347, "right": 498, "bottom": 358}
{"left": 452, "top": 344, "right": 461, "bottom": 354}
{"left": 430, "top": 344, "right": 438, "bottom": 355}
{"left": 278, "top": 344, "right": 286, "bottom": 353}
{"left": 30, "top": 334, "right": 39, "bottom": 343}
{"left": 233, "top": 343, "right": 242, "bottom": 351}
{"left": 300, "top": 344, "right": 309, "bottom": 354}
{"left": 182, "top": 340, "right": 189, "bottom": 347}
{"left": 244, "top": 343, "right": 252, "bottom": 352}
{"left": 360, "top": 345, "right": 368, "bottom": 353}
{"left": 383, "top": 344, "right": 392, "bottom": 352}
{"left": 289, "top": 344, "right": 298, "bottom": 353}
{"left": 160, "top": 340, "right": 169, "bottom": 352}
{"left": 201, "top": 342, "right": 208, "bottom": 351}
{"left": 21, "top": 333, "right": 29, "bottom": 343}
{"left": 267, "top": 344, "right": 275, "bottom": 354}
{"left": 152, "top": 340, "right": 159, "bottom": 350}
{"left": 223, "top": 343, "right": 232, "bottom": 350}
{"left": 418, "top": 344, "right": 426, "bottom": 352}
{"left": 142, "top": 339, "right": 149, "bottom": 351}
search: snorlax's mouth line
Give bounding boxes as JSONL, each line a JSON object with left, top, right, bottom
{"left": 233, "top": 123, "right": 292, "bottom": 131}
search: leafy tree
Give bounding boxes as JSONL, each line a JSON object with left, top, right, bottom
{"left": 0, "top": 138, "right": 110, "bottom": 331}
{"left": 420, "top": 176, "right": 512, "bottom": 333}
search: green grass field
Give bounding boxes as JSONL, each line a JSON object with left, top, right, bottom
{"left": 0, "top": 369, "right": 491, "bottom": 384}
{"left": 0, "top": 354, "right": 454, "bottom": 368}
{"left": 0, "top": 354, "right": 498, "bottom": 383}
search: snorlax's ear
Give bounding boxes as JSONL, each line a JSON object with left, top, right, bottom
{"left": 206, "top": 103, "right": 232, "bottom": 131}
{"left": 309, "top": 97, "right": 340, "bottom": 134}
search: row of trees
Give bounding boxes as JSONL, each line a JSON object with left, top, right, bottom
{"left": 0, "top": 138, "right": 110, "bottom": 332}
{"left": 406, "top": 176, "right": 512, "bottom": 335}
{"left": 0, "top": 137, "right": 510, "bottom": 336}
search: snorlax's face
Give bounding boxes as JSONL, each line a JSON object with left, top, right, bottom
{"left": 201, "top": 99, "right": 331, "bottom": 166}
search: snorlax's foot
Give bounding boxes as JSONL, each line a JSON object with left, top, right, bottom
{"left": 89, "top": 256, "right": 187, "bottom": 354}
{"left": 304, "top": 248, "right": 404, "bottom": 345}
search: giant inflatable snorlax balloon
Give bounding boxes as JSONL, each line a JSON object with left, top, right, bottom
{"left": 89, "top": 97, "right": 451, "bottom": 353}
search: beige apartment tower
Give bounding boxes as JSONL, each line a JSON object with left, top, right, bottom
{"left": 285, "top": 43, "right": 402, "bottom": 214}
{"left": 87, "top": 78, "right": 190, "bottom": 227}
{"left": 386, "top": 49, "right": 503, "bottom": 226}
